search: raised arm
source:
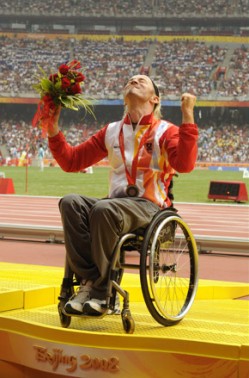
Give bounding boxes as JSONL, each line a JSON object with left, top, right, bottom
{"left": 181, "top": 93, "right": 196, "bottom": 124}
{"left": 161, "top": 93, "right": 198, "bottom": 173}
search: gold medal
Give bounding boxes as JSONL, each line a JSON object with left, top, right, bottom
{"left": 126, "top": 185, "right": 139, "bottom": 197}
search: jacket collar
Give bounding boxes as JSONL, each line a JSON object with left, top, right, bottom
{"left": 123, "top": 113, "right": 155, "bottom": 126}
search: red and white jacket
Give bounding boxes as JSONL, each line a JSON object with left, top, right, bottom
{"left": 49, "top": 113, "right": 198, "bottom": 207}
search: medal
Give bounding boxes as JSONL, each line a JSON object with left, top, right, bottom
{"left": 126, "top": 184, "right": 139, "bottom": 197}
{"left": 118, "top": 118, "right": 159, "bottom": 199}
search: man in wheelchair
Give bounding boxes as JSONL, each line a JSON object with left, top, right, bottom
{"left": 47, "top": 75, "right": 198, "bottom": 317}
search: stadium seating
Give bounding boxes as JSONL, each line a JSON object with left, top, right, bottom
{"left": 0, "top": 35, "right": 248, "bottom": 100}
{"left": 0, "top": 0, "right": 248, "bottom": 166}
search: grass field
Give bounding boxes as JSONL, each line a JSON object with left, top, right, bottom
{"left": 0, "top": 165, "right": 248, "bottom": 203}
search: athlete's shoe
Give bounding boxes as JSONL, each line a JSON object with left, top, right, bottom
{"left": 64, "top": 280, "right": 92, "bottom": 315}
{"left": 82, "top": 295, "right": 120, "bottom": 316}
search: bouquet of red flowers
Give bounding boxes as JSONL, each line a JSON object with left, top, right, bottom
{"left": 32, "top": 60, "right": 93, "bottom": 136}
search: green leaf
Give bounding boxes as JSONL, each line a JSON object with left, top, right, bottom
{"left": 40, "top": 78, "right": 53, "bottom": 92}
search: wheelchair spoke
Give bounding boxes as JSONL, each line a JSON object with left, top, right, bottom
{"left": 140, "top": 211, "right": 198, "bottom": 326}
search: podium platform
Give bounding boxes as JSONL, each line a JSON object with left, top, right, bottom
{"left": 0, "top": 262, "right": 248, "bottom": 378}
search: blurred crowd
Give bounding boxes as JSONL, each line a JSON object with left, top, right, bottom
{"left": 0, "top": 8, "right": 248, "bottom": 167}
{"left": 153, "top": 41, "right": 228, "bottom": 98}
{"left": 1, "top": 0, "right": 248, "bottom": 16}
{"left": 218, "top": 45, "right": 249, "bottom": 97}
{"left": 0, "top": 119, "right": 248, "bottom": 165}
{"left": 0, "top": 35, "right": 248, "bottom": 100}
{"left": 198, "top": 123, "right": 248, "bottom": 163}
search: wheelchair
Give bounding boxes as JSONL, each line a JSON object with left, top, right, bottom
{"left": 58, "top": 207, "right": 199, "bottom": 334}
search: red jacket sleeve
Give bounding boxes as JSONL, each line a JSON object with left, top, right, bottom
{"left": 161, "top": 123, "right": 198, "bottom": 173}
{"left": 48, "top": 126, "right": 108, "bottom": 172}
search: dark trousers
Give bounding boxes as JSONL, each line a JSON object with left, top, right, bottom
{"left": 59, "top": 194, "right": 160, "bottom": 299}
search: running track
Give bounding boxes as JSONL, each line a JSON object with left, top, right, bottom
{"left": 0, "top": 194, "right": 248, "bottom": 240}
{"left": 0, "top": 195, "right": 248, "bottom": 283}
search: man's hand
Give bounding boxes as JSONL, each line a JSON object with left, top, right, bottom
{"left": 47, "top": 105, "right": 61, "bottom": 138}
{"left": 181, "top": 93, "right": 196, "bottom": 124}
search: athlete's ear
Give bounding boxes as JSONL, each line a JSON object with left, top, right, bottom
{"left": 153, "top": 95, "right": 159, "bottom": 104}
{"left": 151, "top": 95, "right": 159, "bottom": 108}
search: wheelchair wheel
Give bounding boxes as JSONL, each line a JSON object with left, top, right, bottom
{"left": 58, "top": 301, "right": 71, "bottom": 328}
{"left": 140, "top": 210, "right": 198, "bottom": 326}
{"left": 58, "top": 277, "right": 74, "bottom": 328}
{"left": 121, "top": 308, "right": 135, "bottom": 334}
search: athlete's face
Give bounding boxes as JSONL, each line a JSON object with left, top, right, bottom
{"left": 123, "top": 75, "right": 157, "bottom": 103}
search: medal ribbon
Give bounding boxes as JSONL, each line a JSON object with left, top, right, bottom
{"left": 119, "top": 119, "right": 159, "bottom": 186}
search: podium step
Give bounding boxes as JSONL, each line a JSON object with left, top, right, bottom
{"left": 0, "top": 262, "right": 248, "bottom": 378}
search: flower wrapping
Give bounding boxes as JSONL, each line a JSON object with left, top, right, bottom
{"left": 32, "top": 60, "right": 93, "bottom": 137}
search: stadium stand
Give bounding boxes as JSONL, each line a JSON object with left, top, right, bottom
{"left": 0, "top": 0, "right": 248, "bottom": 17}
{"left": 0, "top": 35, "right": 248, "bottom": 100}
{"left": 0, "top": 117, "right": 248, "bottom": 166}
{"left": 0, "top": 1, "right": 248, "bottom": 166}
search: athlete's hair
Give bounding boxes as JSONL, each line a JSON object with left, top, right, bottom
{"left": 150, "top": 78, "right": 162, "bottom": 119}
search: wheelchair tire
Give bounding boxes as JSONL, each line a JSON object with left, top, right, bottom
{"left": 140, "top": 210, "right": 198, "bottom": 326}
{"left": 121, "top": 309, "right": 135, "bottom": 334}
{"left": 58, "top": 301, "right": 71, "bottom": 328}
{"left": 57, "top": 277, "right": 74, "bottom": 328}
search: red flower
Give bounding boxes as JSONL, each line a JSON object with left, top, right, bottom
{"left": 71, "top": 83, "right": 82, "bottom": 94}
{"left": 68, "top": 60, "right": 81, "bottom": 69}
{"left": 59, "top": 64, "right": 69, "bottom": 75}
{"left": 32, "top": 59, "right": 91, "bottom": 138}
{"left": 75, "top": 72, "right": 85, "bottom": 83}
{"left": 49, "top": 73, "right": 59, "bottom": 83}
{"left": 61, "top": 77, "right": 71, "bottom": 89}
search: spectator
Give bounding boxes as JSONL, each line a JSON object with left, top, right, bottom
{"left": 37, "top": 143, "right": 45, "bottom": 171}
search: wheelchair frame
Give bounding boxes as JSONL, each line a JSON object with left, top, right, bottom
{"left": 58, "top": 208, "right": 199, "bottom": 334}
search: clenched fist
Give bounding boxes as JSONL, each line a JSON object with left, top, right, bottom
{"left": 181, "top": 93, "right": 196, "bottom": 124}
